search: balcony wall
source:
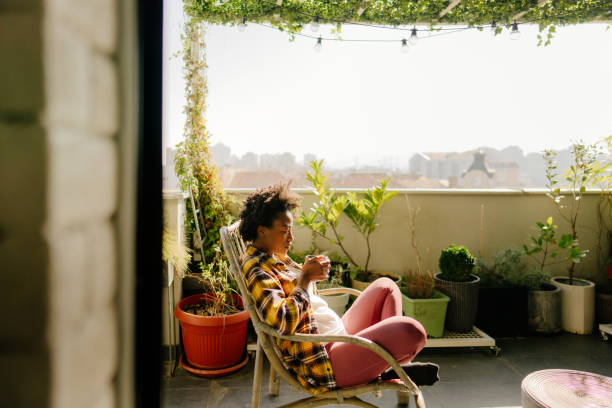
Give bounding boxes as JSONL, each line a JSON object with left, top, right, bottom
{"left": 227, "top": 188, "right": 611, "bottom": 290}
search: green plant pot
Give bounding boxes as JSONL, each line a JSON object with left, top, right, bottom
{"left": 402, "top": 290, "right": 450, "bottom": 338}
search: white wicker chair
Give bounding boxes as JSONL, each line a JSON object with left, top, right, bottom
{"left": 220, "top": 222, "right": 426, "bottom": 408}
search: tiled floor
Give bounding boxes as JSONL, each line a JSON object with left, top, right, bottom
{"left": 161, "top": 332, "right": 612, "bottom": 408}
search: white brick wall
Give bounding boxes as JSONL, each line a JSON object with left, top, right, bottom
{"left": 43, "top": 0, "right": 120, "bottom": 407}
{"left": 1, "top": 0, "right": 122, "bottom": 406}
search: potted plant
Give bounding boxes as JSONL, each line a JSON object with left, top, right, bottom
{"left": 474, "top": 248, "right": 529, "bottom": 337}
{"left": 174, "top": 256, "right": 250, "bottom": 374}
{"left": 543, "top": 142, "right": 594, "bottom": 334}
{"left": 172, "top": 23, "right": 248, "bottom": 376}
{"left": 434, "top": 245, "right": 480, "bottom": 333}
{"left": 521, "top": 217, "right": 578, "bottom": 333}
{"left": 297, "top": 160, "right": 400, "bottom": 291}
{"left": 399, "top": 199, "right": 449, "bottom": 338}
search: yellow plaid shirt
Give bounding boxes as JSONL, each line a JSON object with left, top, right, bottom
{"left": 241, "top": 244, "right": 336, "bottom": 393}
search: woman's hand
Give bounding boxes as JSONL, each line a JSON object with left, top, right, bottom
{"left": 297, "top": 255, "right": 331, "bottom": 290}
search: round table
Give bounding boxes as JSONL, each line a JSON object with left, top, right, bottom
{"left": 521, "top": 369, "right": 612, "bottom": 408}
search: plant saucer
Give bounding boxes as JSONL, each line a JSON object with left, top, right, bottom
{"left": 179, "top": 352, "right": 249, "bottom": 378}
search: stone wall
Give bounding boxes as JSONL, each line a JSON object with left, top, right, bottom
{"left": 0, "top": 0, "right": 120, "bottom": 406}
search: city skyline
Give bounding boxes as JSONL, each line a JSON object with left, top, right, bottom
{"left": 163, "top": 141, "right": 585, "bottom": 190}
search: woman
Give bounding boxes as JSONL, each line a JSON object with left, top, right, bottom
{"left": 239, "top": 182, "right": 434, "bottom": 394}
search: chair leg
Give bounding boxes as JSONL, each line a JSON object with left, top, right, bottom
{"left": 251, "top": 340, "right": 264, "bottom": 408}
{"left": 414, "top": 389, "right": 426, "bottom": 408}
{"left": 396, "top": 390, "right": 411, "bottom": 406}
{"left": 269, "top": 365, "right": 280, "bottom": 396}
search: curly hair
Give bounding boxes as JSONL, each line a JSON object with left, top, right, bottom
{"left": 239, "top": 181, "right": 302, "bottom": 242}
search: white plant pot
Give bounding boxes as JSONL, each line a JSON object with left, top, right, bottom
{"left": 321, "top": 293, "right": 349, "bottom": 317}
{"left": 551, "top": 276, "right": 596, "bottom": 335}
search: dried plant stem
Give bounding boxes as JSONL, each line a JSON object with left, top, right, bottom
{"left": 405, "top": 195, "right": 423, "bottom": 276}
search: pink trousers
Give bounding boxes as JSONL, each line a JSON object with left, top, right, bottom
{"left": 325, "top": 278, "right": 427, "bottom": 388}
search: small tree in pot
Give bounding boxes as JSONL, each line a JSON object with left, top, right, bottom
{"left": 522, "top": 217, "right": 584, "bottom": 333}
{"left": 434, "top": 245, "right": 480, "bottom": 333}
{"left": 298, "top": 160, "right": 399, "bottom": 290}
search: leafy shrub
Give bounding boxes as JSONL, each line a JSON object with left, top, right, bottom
{"left": 438, "top": 245, "right": 476, "bottom": 282}
{"left": 475, "top": 248, "right": 525, "bottom": 288}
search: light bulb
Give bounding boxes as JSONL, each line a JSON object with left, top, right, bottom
{"left": 409, "top": 27, "right": 418, "bottom": 45}
{"left": 238, "top": 18, "right": 247, "bottom": 32}
{"left": 510, "top": 22, "right": 521, "bottom": 40}
{"left": 311, "top": 16, "right": 320, "bottom": 32}
{"left": 314, "top": 36, "right": 322, "bottom": 52}
{"left": 401, "top": 38, "right": 409, "bottom": 53}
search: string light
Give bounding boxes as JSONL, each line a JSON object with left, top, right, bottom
{"left": 401, "top": 38, "right": 409, "bottom": 53}
{"left": 510, "top": 21, "right": 521, "bottom": 40}
{"left": 311, "top": 16, "right": 320, "bottom": 32}
{"left": 409, "top": 27, "right": 418, "bottom": 45}
{"left": 238, "top": 18, "right": 247, "bottom": 32}
{"left": 314, "top": 36, "right": 322, "bottom": 52}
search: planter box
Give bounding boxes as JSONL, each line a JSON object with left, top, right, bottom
{"left": 476, "top": 286, "right": 528, "bottom": 337}
{"left": 402, "top": 290, "right": 449, "bottom": 338}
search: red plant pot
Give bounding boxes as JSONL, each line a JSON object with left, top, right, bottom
{"left": 175, "top": 293, "right": 250, "bottom": 369}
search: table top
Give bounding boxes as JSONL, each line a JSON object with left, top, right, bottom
{"left": 522, "top": 369, "right": 612, "bottom": 408}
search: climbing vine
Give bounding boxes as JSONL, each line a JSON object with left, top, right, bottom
{"left": 174, "top": 19, "right": 233, "bottom": 265}
{"left": 184, "top": 0, "right": 612, "bottom": 38}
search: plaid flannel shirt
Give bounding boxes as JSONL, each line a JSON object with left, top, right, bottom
{"left": 241, "top": 244, "right": 337, "bottom": 393}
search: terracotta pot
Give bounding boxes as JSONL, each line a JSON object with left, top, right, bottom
{"left": 175, "top": 293, "right": 250, "bottom": 370}
{"left": 551, "top": 276, "right": 595, "bottom": 335}
{"left": 351, "top": 271, "right": 402, "bottom": 291}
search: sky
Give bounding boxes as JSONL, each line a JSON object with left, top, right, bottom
{"left": 163, "top": 2, "right": 612, "bottom": 168}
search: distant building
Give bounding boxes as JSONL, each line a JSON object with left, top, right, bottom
{"left": 462, "top": 149, "right": 495, "bottom": 188}
{"left": 409, "top": 151, "right": 472, "bottom": 186}
{"left": 303, "top": 153, "right": 317, "bottom": 166}
{"left": 210, "top": 143, "right": 232, "bottom": 167}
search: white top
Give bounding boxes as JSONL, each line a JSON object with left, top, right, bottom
{"left": 285, "top": 263, "right": 346, "bottom": 341}
{"left": 308, "top": 282, "right": 347, "bottom": 340}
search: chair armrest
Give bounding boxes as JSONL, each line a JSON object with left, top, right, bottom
{"left": 317, "top": 287, "right": 362, "bottom": 297}
{"left": 253, "top": 321, "right": 420, "bottom": 394}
